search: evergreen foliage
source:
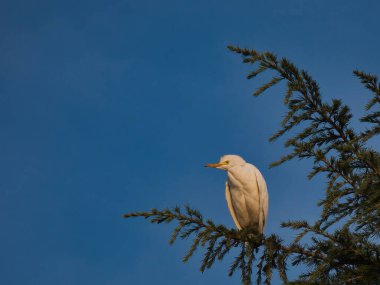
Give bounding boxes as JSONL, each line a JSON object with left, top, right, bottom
{"left": 124, "top": 46, "right": 380, "bottom": 284}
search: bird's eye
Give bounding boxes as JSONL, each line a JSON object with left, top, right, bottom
{"left": 225, "top": 160, "right": 229, "bottom": 164}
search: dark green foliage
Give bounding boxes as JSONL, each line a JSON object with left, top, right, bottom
{"left": 354, "top": 70, "right": 380, "bottom": 141}
{"left": 124, "top": 206, "right": 286, "bottom": 285}
{"left": 124, "top": 47, "right": 380, "bottom": 284}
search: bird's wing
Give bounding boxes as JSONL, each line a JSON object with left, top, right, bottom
{"left": 225, "top": 182, "right": 242, "bottom": 230}
{"left": 226, "top": 164, "right": 268, "bottom": 233}
{"left": 253, "top": 167, "right": 268, "bottom": 233}
{"left": 227, "top": 165, "right": 260, "bottom": 230}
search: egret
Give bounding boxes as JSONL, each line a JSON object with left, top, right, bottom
{"left": 205, "top": 155, "right": 268, "bottom": 234}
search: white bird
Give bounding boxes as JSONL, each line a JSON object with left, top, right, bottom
{"left": 205, "top": 154, "right": 268, "bottom": 234}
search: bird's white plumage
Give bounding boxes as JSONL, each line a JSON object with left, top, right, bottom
{"left": 207, "top": 155, "right": 268, "bottom": 234}
{"left": 225, "top": 182, "right": 242, "bottom": 229}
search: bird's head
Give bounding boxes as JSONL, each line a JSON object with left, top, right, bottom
{"left": 205, "top": 154, "right": 246, "bottom": 171}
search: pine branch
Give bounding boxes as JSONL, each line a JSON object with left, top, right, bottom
{"left": 124, "top": 206, "right": 291, "bottom": 285}
{"left": 354, "top": 70, "right": 380, "bottom": 142}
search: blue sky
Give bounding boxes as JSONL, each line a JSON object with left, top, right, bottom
{"left": 1, "top": 0, "right": 379, "bottom": 284}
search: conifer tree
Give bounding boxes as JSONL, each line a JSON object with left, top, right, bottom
{"left": 124, "top": 46, "right": 380, "bottom": 285}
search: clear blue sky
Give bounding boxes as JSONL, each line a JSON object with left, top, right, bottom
{"left": 1, "top": 0, "right": 379, "bottom": 284}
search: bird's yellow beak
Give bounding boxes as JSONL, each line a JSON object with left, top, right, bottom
{"left": 204, "top": 161, "right": 228, "bottom": 168}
